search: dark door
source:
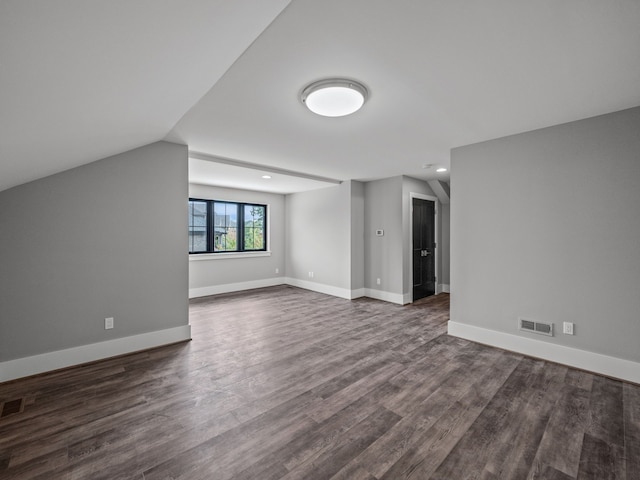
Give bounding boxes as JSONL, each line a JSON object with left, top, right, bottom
{"left": 412, "top": 198, "right": 436, "bottom": 301}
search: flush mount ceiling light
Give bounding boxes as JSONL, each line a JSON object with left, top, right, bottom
{"left": 436, "top": 167, "right": 448, "bottom": 173}
{"left": 261, "top": 175, "right": 272, "bottom": 179}
{"left": 301, "top": 78, "right": 368, "bottom": 117}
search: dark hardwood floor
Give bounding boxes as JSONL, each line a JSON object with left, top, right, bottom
{"left": 1, "top": 286, "right": 638, "bottom": 479}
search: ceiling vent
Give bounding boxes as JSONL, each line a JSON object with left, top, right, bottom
{"left": 519, "top": 318, "right": 553, "bottom": 337}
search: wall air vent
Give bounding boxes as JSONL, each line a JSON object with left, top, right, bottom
{"left": 518, "top": 317, "right": 553, "bottom": 337}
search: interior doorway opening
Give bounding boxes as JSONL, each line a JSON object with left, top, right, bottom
{"left": 411, "top": 194, "right": 438, "bottom": 302}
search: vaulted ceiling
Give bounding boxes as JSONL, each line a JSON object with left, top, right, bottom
{"left": 0, "top": 0, "right": 290, "bottom": 192}
{"left": 2, "top": 0, "right": 640, "bottom": 193}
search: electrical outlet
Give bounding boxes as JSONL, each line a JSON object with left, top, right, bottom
{"left": 376, "top": 278, "right": 381, "bottom": 285}
{"left": 563, "top": 322, "right": 574, "bottom": 335}
{"left": 105, "top": 317, "right": 114, "bottom": 330}
{"left": 308, "top": 271, "right": 314, "bottom": 278}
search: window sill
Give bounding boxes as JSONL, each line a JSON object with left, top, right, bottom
{"left": 189, "top": 251, "right": 271, "bottom": 261}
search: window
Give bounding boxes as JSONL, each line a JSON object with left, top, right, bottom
{"left": 188, "top": 199, "right": 266, "bottom": 254}
{"left": 188, "top": 200, "right": 208, "bottom": 253}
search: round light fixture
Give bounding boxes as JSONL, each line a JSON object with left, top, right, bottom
{"left": 301, "top": 78, "right": 368, "bottom": 117}
{"left": 262, "top": 175, "right": 272, "bottom": 179}
{"left": 436, "top": 167, "right": 448, "bottom": 173}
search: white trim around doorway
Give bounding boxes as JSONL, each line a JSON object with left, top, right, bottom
{"left": 409, "top": 192, "right": 439, "bottom": 303}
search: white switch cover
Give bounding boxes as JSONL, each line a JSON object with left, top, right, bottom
{"left": 105, "top": 317, "right": 114, "bottom": 330}
{"left": 563, "top": 322, "right": 574, "bottom": 335}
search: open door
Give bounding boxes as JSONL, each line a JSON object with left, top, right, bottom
{"left": 412, "top": 197, "right": 436, "bottom": 301}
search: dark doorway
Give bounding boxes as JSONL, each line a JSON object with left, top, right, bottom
{"left": 412, "top": 197, "right": 436, "bottom": 301}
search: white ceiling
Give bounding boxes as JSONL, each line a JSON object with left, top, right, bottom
{"left": 189, "top": 153, "right": 341, "bottom": 194}
{"left": 3, "top": 0, "right": 640, "bottom": 194}
{"left": 0, "top": 0, "right": 290, "bottom": 192}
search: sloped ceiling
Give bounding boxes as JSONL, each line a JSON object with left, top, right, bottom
{"left": 169, "top": 0, "right": 640, "bottom": 185}
{"left": 2, "top": 0, "right": 640, "bottom": 193}
{"left": 0, "top": 0, "right": 290, "bottom": 192}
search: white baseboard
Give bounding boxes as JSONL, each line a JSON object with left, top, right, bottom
{"left": 364, "top": 288, "right": 407, "bottom": 305}
{"left": 191, "top": 278, "right": 409, "bottom": 304}
{"left": 285, "top": 277, "right": 360, "bottom": 300}
{"left": 448, "top": 321, "right": 640, "bottom": 384}
{"left": 351, "top": 288, "right": 366, "bottom": 299}
{"left": 189, "top": 277, "right": 285, "bottom": 298}
{"left": 191, "top": 278, "right": 446, "bottom": 305}
{"left": 0, "top": 325, "right": 192, "bottom": 383}
{"left": 191, "top": 278, "right": 408, "bottom": 304}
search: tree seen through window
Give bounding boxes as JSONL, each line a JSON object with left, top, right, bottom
{"left": 188, "top": 199, "right": 267, "bottom": 254}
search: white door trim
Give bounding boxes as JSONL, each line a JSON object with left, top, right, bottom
{"left": 409, "top": 193, "right": 439, "bottom": 303}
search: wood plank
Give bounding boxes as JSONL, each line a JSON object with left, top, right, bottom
{"left": 0, "top": 288, "right": 634, "bottom": 479}
{"left": 564, "top": 368, "right": 594, "bottom": 392}
{"left": 426, "top": 358, "right": 547, "bottom": 479}
{"left": 228, "top": 457, "right": 289, "bottom": 480}
{"left": 279, "top": 381, "right": 400, "bottom": 472}
{"left": 142, "top": 409, "right": 317, "bottom": 480}
{"left": 534, "top": 465, "right": 574, "bottom": 480}
{"left": 350, "top": 343, "right": 509, "bottom": 478}
{"left": 624, "top": 382, "right": 640, "bottom": 480}
{"left": 330, "top": 463, "right": 377, "bottom": 480}
{"left": 281, "top": 406, "right": 402, "bottom": 480}
{"left": 577, "top": 433, "right": 625, "bottom": 479}
{"left": 527, "top": 384, "right": 590, "bottom": 479}
{"left": 585, "top": 375, "right": 624, "bottom": 447}
{"left": 377, "top": 354, "right": 521, "bottom": 479}
{"left": 306, "top": 361, "right": 405, "bottom": 423}
{"left": 482, "top": 362, "right": 568, "bottom": 479}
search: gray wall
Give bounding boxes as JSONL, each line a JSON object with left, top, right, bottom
{"left": 188, "top": 184, "right": 285, "bottom": 290}
{"left": 190, "top": 176, "right": 444, "bottom": 301}
{"left": 350, "top": 181, "right": 365, "bottom": 291}
{"left": 364, "top": 175, "right": 442, "bottom": 298}
{"left": 401, "top": 176, "right": 439, "bottom": 295}
{"left": 364, "top": 176, "right": 404, "bottom": 294}
{"left": 285, "top": 182, "right": 356, "bottom": 291}
{"left": 0, "top": 142, "right": 188, "bottom": 361}
{"left": 451, "top": 107, "right": 640, "bottom": 362}
{"left": 441, "top": 203, "right": 450, "bottom": 286}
